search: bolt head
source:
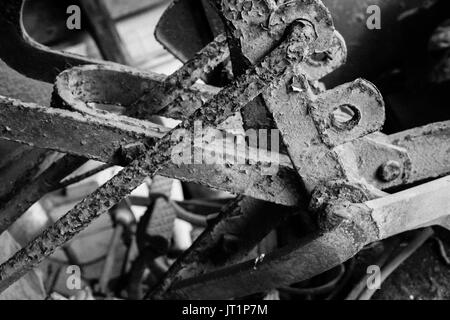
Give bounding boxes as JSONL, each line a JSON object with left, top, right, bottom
{"left": 378, "top": 160, "right": 402, "bottom": 182}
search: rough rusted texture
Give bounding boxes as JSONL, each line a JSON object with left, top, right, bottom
{"left": 263, "top": 75, "right": 385, "bottom": 192}
{"left": 126, "top": 34, "right": 229, "bottom": 119}
{"left": 167, "top": 176, "right": 450, "bottom": 300}
{"left": 0, "top": 96, "right": 163, "bottom": 164}
{"left": 2, "top": 96, "right": 449, "bottom": 207}
{"left": 0, "top": 95, "right": 303, "bottom": 206}
{"left": 149, "top": 197, "right": 294, "bottom": 299}
{"left": 163, "top": 175, "right": 450, "bottom": 299}
{"left": 389, "top": 121, "right": 450, "bottom": 184}
{"left": 213, "top": 0, "right": 345, "bottom": 131}
{"left": 334, "top": 132, "right": 412, "bottom": 190}
{"left": 211, "top": 0, "right": 335, "bottom": 67}
{"left": 0, "top": 55, "right": 75, "bottom": 240}
{"left": 54, "top": 64, "right": 219, "bottom": 122}
{"left": 310, "top": 79, "right": 385, "bottom": 148}
{"left": 163, "top": 219, "right": 376, "bottom": 299}
{"left": 159, "top": 180, "right": 380, "bottom": 300}
{"left": 0, "top": 156, "right": 150, "bottom": 293}
{"left": 214, "top": 0, "right": 367, "bottom": 196}
{"left": 308, "top": 180, "right": 380, "bottom": 233}
{"left": 0, "top": 23, "right": 311, "bottom": 293}
{"left": 0, "top": 155, "right": 86, "bottom": 236}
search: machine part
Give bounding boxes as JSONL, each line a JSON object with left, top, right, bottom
{"left": 0, "top": 99, "right": 449, "bottom": 204}
{"left": 149, "top": 197, "right": 294, "bottom": 299}
{"left": 0, "top": 0, "right": 448, "bottom": 300}
{"left": 159, "top": 176, "right": 450, "bottom": 299}
{"left": 0, "top": 21, "right": 317, "bottom": 293}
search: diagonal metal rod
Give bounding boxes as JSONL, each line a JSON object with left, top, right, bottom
{"left": 148, "top": 197, "right": 295, "bottom": 299}
{"left": 0, "top": 95, "right": 302, "bottom": 206}
{"left": 1, "top": 97, "right": 449, "bottom": 206}
{"left": 0, "top": 23, "right": 311, "bottom": 293}
{"left": 160, "top": 176, "right": 450, "bottom": 300}
{"left": 126, "top": 34, "right": 229, "bottom": 119}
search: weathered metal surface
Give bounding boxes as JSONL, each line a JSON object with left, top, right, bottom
{"left": 367, "top": 175, "right": 450, "bottom": 239}
{"left": 53, "top": 64, "right": 218, "bottom": 121}
{"left": 214, "top": 0, "right": 370, "bottom": 197}
{"left": 334, "top": 132, "right": 412, "bottom": 190}
{"left": 157, "top": 1, "right": 368, "bottom": 301}
{"left": 389, "top": 121, "right": 450, "bottom": 184}
{"left": 161, "top": 175, "right": 450, "bottom": 299}
{"left": 162, "top": 221, "right": 376, "bottom": 299}
{"left": 0, "top": 96, "right": 449, "bottom": 205}
{"left": 156, "top": 0, "right": 437, "bottom": 85}
{"left": 0, "top": 95, "right": 303, "bottom": 206}
{"left": 264, "top": 77, "right": 385, "bottom": 192}
{"left": 120, "top": 33, "right": 229, "bottom": 119}
{"left": 149, "top": 0, "right": 450, "bottom": 301}
{"left": 0, "top": 0, "right": 449, "bottom": 299}
{"left": 149, "top": 197, "right": 295, "bottom": 299}
{"left": 0, "top": 96, "right": 163, "bottom": 163}
{"left": 0, "top": 22, "right": 315, "bottom": 293}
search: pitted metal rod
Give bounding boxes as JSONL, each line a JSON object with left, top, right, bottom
{"left": 213, "top": 0, "right": 379, "bottom": 194}
{"left": 0, "top": 96, "right": 449, "bottom": 205}
{"left": 160, "top": 176, "right": 450, "bottom": 299}
{"left": 126, "top": 34, "right": 230, "bottom": 119}
{"left": 0, "top": 95, "right": 302, "bottom": 206}
{"left": 149, "top": 0, "right": 350, "bottom": 300}
{"left": 53, "top": 35, "right": 229, "bottom": 122}
{"left": 52, "top": 32, "right": 346, "bottom": 125}
{"left": 53, "top": 64, "right": 219, "bottom": 122}
{"left": 0, "top": 22, "right": 315, "bottom": 293}
{"left": 148, "top": 197, "right": 295, "bottom": 299}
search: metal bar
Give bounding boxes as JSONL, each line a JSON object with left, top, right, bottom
{"left": 161, "top": 175, "right": 450, "bottom": 300}
{"left": 162, "top": 224, "right": 371, "bottom": 299}
{"left": 124, "top": 33, "right": 229, "bottom": 119}
{"left": 0, "top": 96, "right": 165, "bottom": 163}
{"left": 389, "top": 121, "right": 450, "bottom": 184}
{"left": 148, "top": 197, "right": 295, "bottom": 299}
{"left": 0, "top": 95, "right": 302, "bottom": 206}
{"left": 0, "top": 23, "right": 310, "bottom": 294}
{"left": 1, "top": 97, "right": 449, "bottom": 205}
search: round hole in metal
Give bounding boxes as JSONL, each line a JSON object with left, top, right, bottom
{"left": 330, "top": 104, "right": 361, "bottom": 131}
